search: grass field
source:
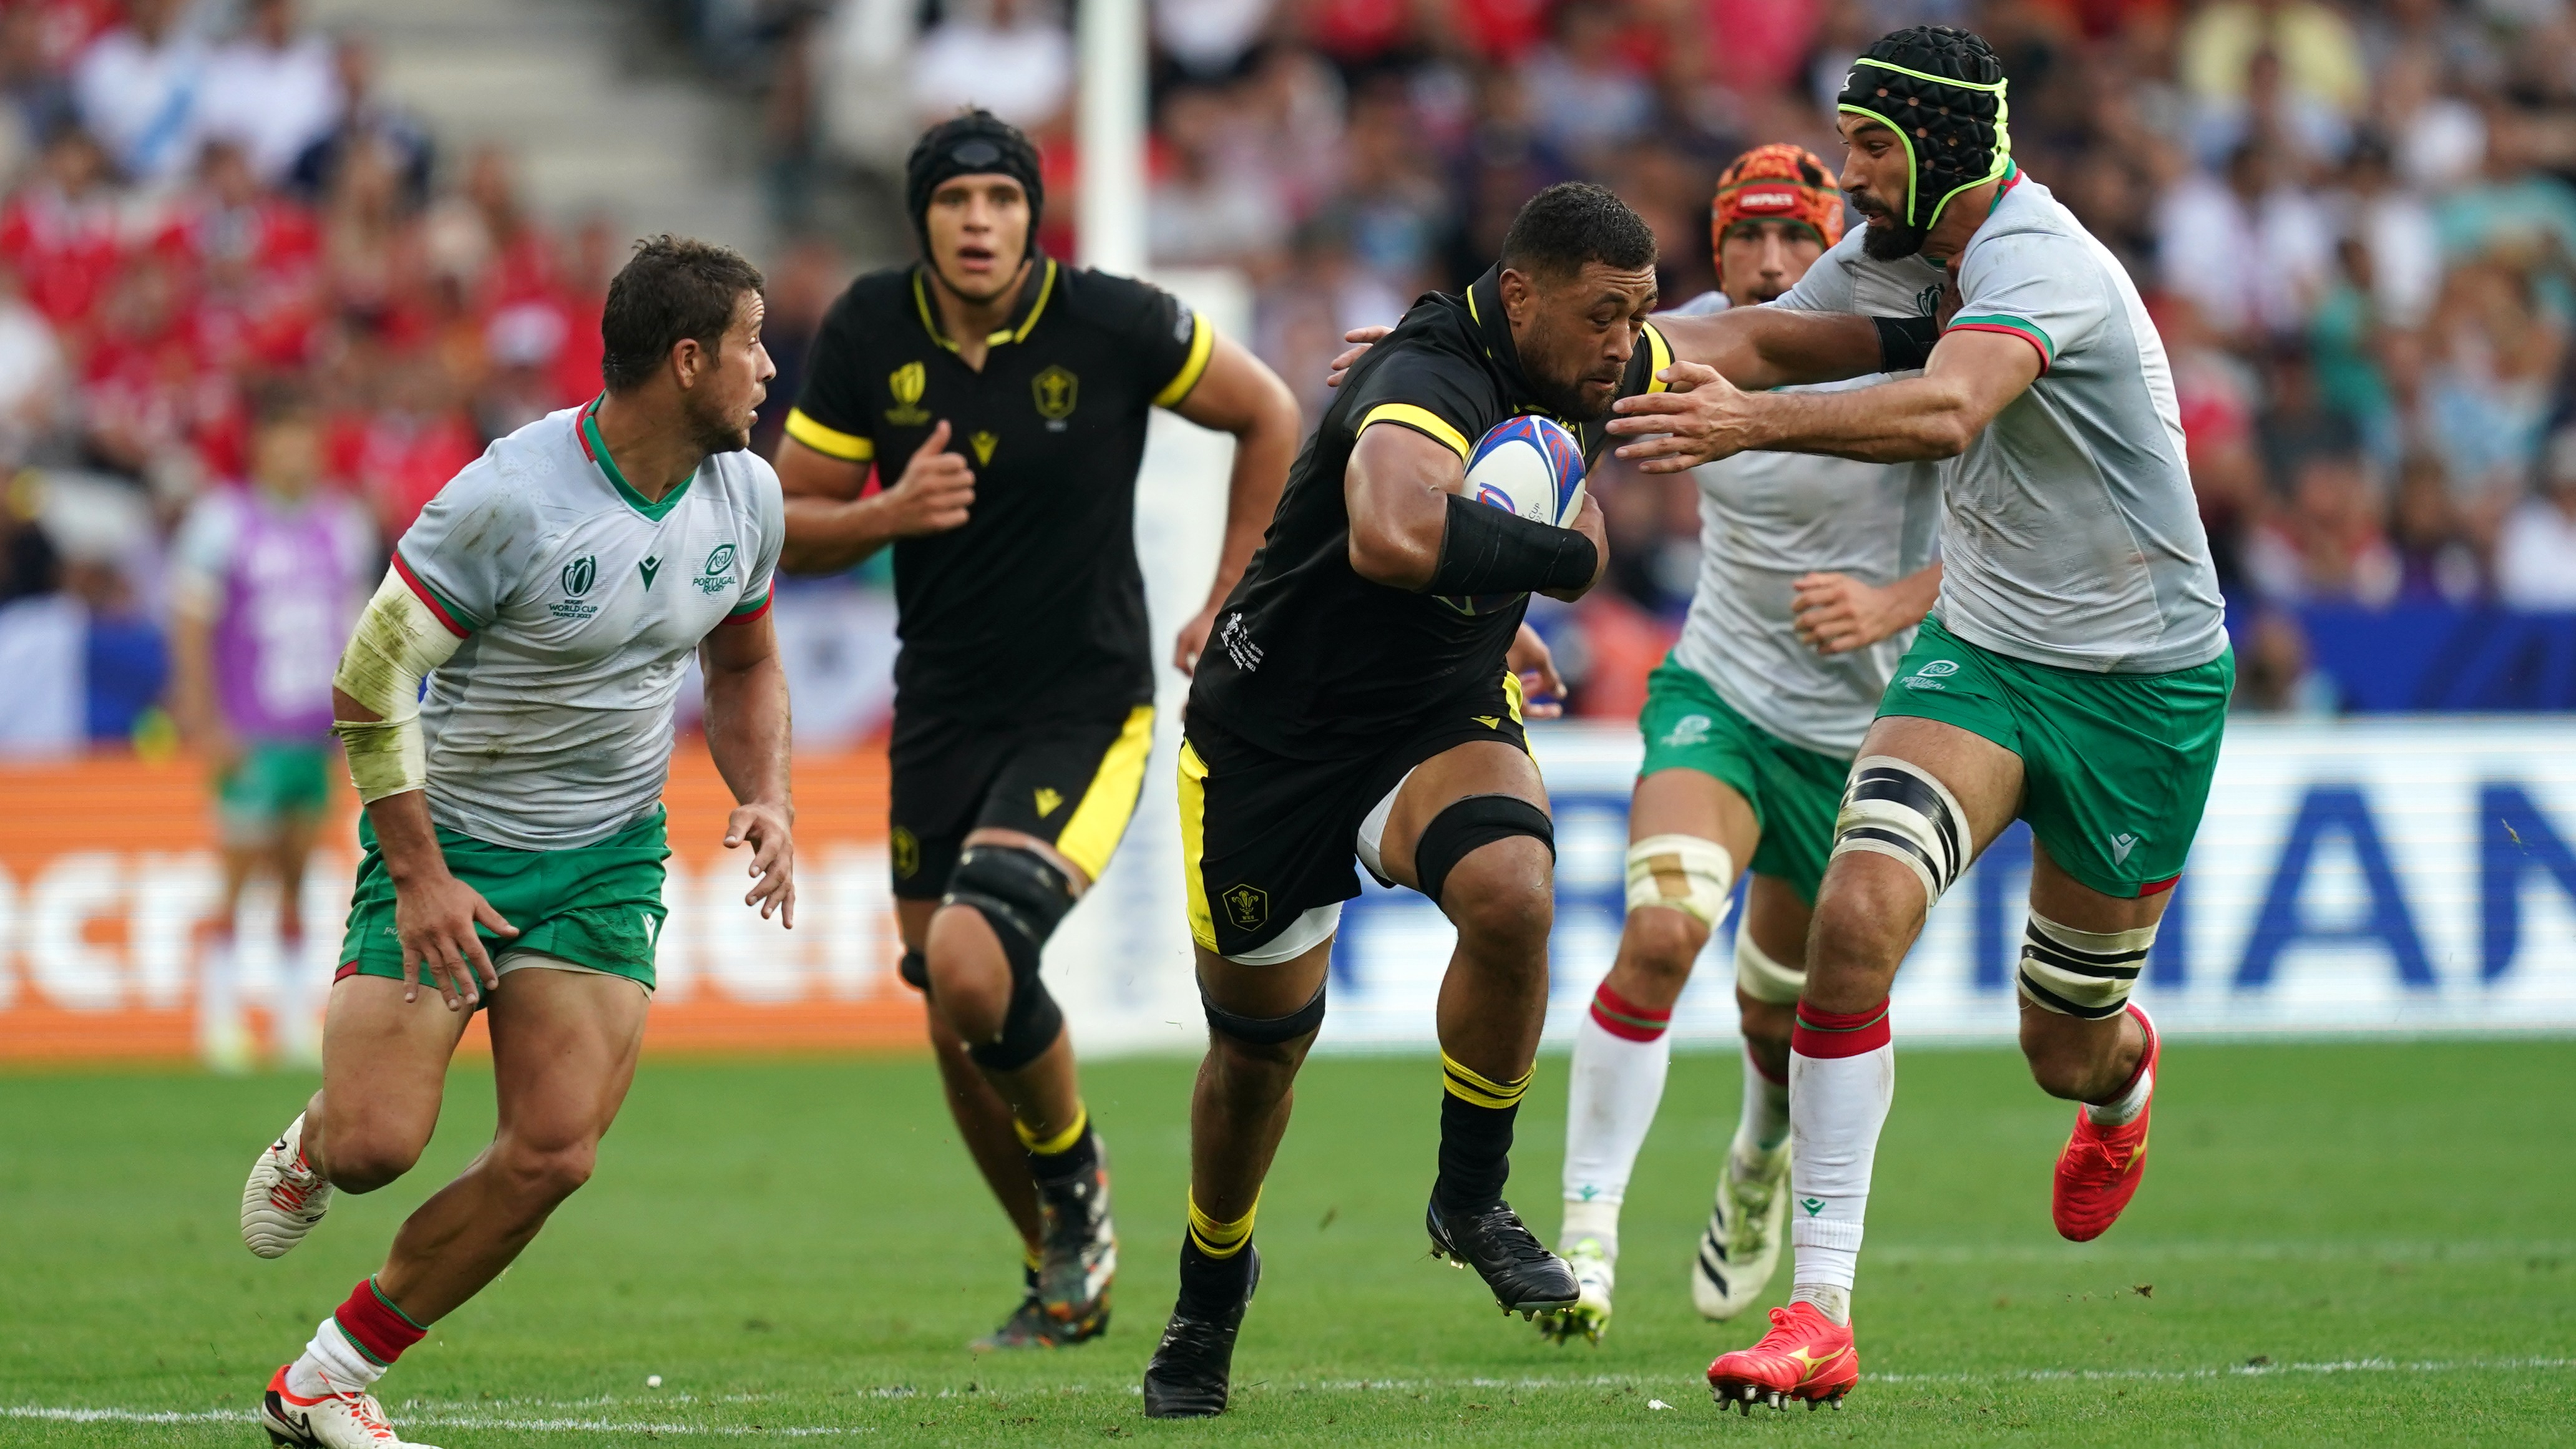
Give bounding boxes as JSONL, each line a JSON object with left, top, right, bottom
{"left": 2, "top": 1038, "right": 2571, "bottom": 1446}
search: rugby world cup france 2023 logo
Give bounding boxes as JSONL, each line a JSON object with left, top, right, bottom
{"left": 551, "top": 554, "right": 601, "bottom": 620}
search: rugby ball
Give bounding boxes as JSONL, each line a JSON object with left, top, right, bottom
{"left": 1442, "top": 415, "right": 1588, "bottom": 615}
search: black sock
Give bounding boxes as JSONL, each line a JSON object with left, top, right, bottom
{"left": 1025, "top": 1112, "right": 1099, "bottom": 1187}
{"left": 1434, "top": 1090, "right": 1519, "bottom": 1213}
{"left": 1176, "top": 1234, "right": 1255, "bottom": 1316}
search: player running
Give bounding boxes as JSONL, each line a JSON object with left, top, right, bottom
{"left": 1539, "top": 144, "right": 1941, "bottom": 1345}
{"left": 1608, "top": 26, "right": 2230, "bottom": 1411}
{"left": 1141, "top": 183, "right": 1652, "bottom": 1419}
{"left": 774, "top": 110, "right": 1300, "bottom": 1350}
{"left": 236, "top": 237, "right": 794, "bottom": 1449}
{"left": 168, "top": 384, "right": 377, "bottom": 1071}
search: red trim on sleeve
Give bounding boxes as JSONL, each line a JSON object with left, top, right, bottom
{"left": 390, "top": 551, "right": 470, "bottom": 637}
{"left": 1944, "top": 322, "right": 2051, "bottom": 374}
{"left": 333, "top": 961, "right": 361, "bottom": 983}
{"left": 2139, "top": 873, "right": 2180, "bottom": 897}
{"left": 1792, "top": 998, "right": 1892, "bottom": 1059}
{"left": 721, "top": 593, "right": 773, "bottom": 626}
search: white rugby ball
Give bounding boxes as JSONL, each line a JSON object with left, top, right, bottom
{"left": 1442, "top": 415, "right": 1588, "bottom": 616}
{"left": 1463, "top": 414, "right": 1588, "bottom": 528}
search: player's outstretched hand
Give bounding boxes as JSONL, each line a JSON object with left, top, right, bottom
{"left": 1793, "top": 572, "right": 1913, "bottom": 655}
{"left": 1538, "top": 491, "right": 1608, "bottom": 603}
{"left": 726, "top": 800, "right": 797, "bottom": 928}
{"left": 1324, "top": 325, "right": 1392, "bottom": 388}
{"left": 1607, "top": 361, "right": 1756, "bottom": 472}
{"left": 1506, "top": 623, "right": 1565, "bottom": 718}
{"left": 394, "top": 872, "right": 515, "bottom": 1012}
{"left": 879, "top": 419, "right": 975, "bottom": 537}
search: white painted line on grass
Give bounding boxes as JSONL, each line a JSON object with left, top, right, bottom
{"left": 12, "top": 1359, "right": 2567, "bottom": 1433}
{"left": 1, "top": 1405, "right": 869, "bottom": 1436}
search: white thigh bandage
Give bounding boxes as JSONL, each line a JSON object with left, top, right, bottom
{"left": 1830, "top": 756, "right": 1970, "bottom": 905}
{"left": 1734, "top": 930, "right": 1805, "bottom": 1006}
{"left": 1624, "top": 834, "right": 1735, "bottom": 928}
{"left": 1225, "top": 902, "right": 1342, "bottom": 967}
{"left": 2017, "top": 911, "right": 2154, "bottom": 1018}
{"left": 331, "top": 567, "right": 464, "bottom": 804}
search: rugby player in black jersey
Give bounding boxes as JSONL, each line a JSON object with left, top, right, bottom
{"left": 1141, "top": 183, "right": 1674, "bottom": 1417}
{"left": 775, "top": 111, "right": 1301, "bottom": 1350}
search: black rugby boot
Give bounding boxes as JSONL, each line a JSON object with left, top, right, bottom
{"left": 1142, "top": 1244, "right": 1260, "bottom": 1418}
{"left": 1427, "top": 1195, "right": 1579, "bottom": 1317}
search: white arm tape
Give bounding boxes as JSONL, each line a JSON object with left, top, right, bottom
{"left": 331, "top": 567, "right": 464, "bottom": 804}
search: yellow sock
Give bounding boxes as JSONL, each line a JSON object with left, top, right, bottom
{"left": 1186, "top": 1189, "right": 1258, "bottom": 1259}
{"left": 1014, "top": 1104, "right": 1088, "bottom": 1158}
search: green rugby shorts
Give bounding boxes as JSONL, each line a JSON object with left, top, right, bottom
{"left": 1636, "top": 656, "right": 1853, "bottom": 905}
{"left": 1874, "top": 615, "right": 2232, "bottom": 899}
{"left": 336, "top": 809, "right": 670, "bottom": 993}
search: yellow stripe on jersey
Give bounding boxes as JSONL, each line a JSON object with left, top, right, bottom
{"left": 1360, "top": 402, "right": 1471, "bottom": 460}
{"left": 1643, "top": 321, "right": 1674, "bottom": 393}
{"left": 1055, "top": 705, "right": 1156, "bottom": 882}
{"left": 1179, "top": 741, "right": 1217, "bottom": 953}
{"left": 1153, "top": 313, "right": 1217, "bottom": 408}
{"left": 784, "top": 408, "right": 874, "bottom": 462}
{"left": 1503, "top": 669, "right": 1525, "bottom": 726}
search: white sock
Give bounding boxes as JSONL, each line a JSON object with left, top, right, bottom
{"left": 2084, "top": 1051, "right": 2154, "bottom": 1126}
{"left": 1560, "top": 1197, "right": 1620, "bottom": 1259}
{"left": 1561, "top": 980, "right": 1674, "bottom": 1260}
{"left": 286, "top": 1317, "right": 384, "bottom": 1398}
{"left": 1737, "top": 1049, "right": 1790, "bottom": 1151}
{"left": 1787, "top": 1002, "right": 1895, "bottom": 1319}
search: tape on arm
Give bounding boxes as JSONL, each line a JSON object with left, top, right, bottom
{"left": 331, "top": 567, "right": 466, "bottom": 803}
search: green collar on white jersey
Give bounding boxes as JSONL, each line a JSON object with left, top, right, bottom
{"left": 580, "top": 395, "right": 693, "bottom": 522}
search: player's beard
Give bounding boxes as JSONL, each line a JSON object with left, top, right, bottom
{"left": 1850, "top": 190, "right": 1929, "bottom": 261}
{"left": 687, "top": 391, "right": 755, "bottom": 456}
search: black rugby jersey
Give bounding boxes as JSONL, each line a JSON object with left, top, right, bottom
{"left": 786, "top": 256, "right": 1213, "bottom": 723}
{"left": 1188, "top": 267, "right": 1671, "bottom": 758}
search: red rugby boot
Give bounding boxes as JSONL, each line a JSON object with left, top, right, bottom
{"left": 2052, "top": 1003, "right": 2159, "bottom": 1242}
{"left": 1705, "top": 1300, "right": 1858, "bottom": 1413}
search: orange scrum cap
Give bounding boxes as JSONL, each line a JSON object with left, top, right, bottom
{"left": 1710, "top": 142, "right": 1846, "bottom": 276}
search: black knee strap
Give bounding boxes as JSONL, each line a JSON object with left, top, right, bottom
{"left": 899, "top": 947, "right": 929, "bottom": 993}
{"left": 945, "top": 846, "right": 1075, "bottom": 1072}
{"left": 1413, "top": 794, "right": 1554, "bottom": 904}
{"left": 1203, "top": 977, "right": 1327, "bottom": 1045}
{"left": 942, "top": 845, "right": 1075, "bottom": 980}
{"left": 967, "top": 975, "right": 1064, "bottom": 1071}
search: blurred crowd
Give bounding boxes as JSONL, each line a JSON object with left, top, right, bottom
{"left": 710, "top": 0, "right": 2576, "bottom": 717}
{"left": 19, "top": 0, "right": 2576, "bottom": 753}
{"left": 0, "top": 0, "right": 753, "bottom": 753}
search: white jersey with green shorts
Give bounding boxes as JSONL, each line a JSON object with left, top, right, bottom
{"left": 1634, "top": 291, "right": 1941, "bottom": 912}
{"left": 1770, "top": 172, "right": 2232, "bottom": 899}
{"left": 338, "top": 400, "right": 784, "bottom": 989}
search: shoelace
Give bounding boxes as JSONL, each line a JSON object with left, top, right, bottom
{"left": 1463, "top": 1206, "right": 1557, "bottom": 1265}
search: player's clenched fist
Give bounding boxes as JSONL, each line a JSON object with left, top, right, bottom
{"left": 879, "top": 419, "right": 976, "bottom": 535}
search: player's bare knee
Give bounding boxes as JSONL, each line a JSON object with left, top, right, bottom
{"left": 492, "top": 1136, "right": 598, "bottom": 1206}
{"left": 1441, "top": 837, "right": 1554, "bottom": 958}
{"left": 1616, "top": 909, "right": 1705, "bottom": 998}
{"left": 320, "top": 1128, "right": 426, "bottom": 1195}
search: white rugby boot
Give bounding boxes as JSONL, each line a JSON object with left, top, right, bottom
{"left": 242, "top": 1113, "right": 333, "bottom": 1259}
{"left": 1692, "top": 1138, "right": 1790, "bottom": 1320}
{"left": 1536, "top": 1234, "right": 1615, "bottom": 1344}
{"left": 259, "top": 1365, "right": 439, "bottom": 1448}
